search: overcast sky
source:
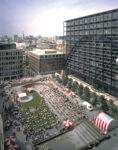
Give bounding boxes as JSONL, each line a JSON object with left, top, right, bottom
{"left": 0, "top": 0, "right": 118, "bottom": 37}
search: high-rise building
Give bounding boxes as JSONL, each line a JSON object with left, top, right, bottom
{"left": 64, "top": 8, "right": 118, "bottom": 97}
{"left": 0, "top": 43, "right": 23, "bottom": 81}
{"left": 13, "top": 34, "right": 18, "bottom": 42}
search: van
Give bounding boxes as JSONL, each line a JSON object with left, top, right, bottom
{"left": 82, "top": 101, "right": 93, "bottom": 111}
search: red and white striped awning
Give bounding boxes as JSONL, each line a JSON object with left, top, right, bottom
{"left": 65, "top": 88, "right": 70, "bottom": 92}
{"left": 94, "top": 112, "right": 114, "bottom": 134}
{"left": 4, "top": 136, "right": 15, "bottom": 146}
{"left": 64, "top": 120, "right": 72, "bottom": 127}
{"left": 7, "top": 144, "right": 18, "bottom": 150}
{"left": 69, "top": 91, "right": 75, "bottom": 97}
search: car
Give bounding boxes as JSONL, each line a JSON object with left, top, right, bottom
{"left": 82, "top": 101, "right": 93, "bottom": 111}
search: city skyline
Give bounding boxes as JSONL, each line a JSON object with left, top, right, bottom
{"left": 0, "top": 0, "right": 118, "bottom": 37}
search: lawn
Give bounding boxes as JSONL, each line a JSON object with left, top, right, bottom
{"left": 19, "top": 91, "right": 56, "bottom": 128}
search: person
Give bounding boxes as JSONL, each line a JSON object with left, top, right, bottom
{"left": 26, "top": 134, "right": 28, "bottom": 141}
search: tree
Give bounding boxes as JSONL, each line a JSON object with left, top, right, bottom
{"left": 62, "top": 74, "right": 68, "bottom": 86}
{"left": 112, "top": 105, "right": 118, "bottom": 117}
{"left": 91, "top": 92, "right": 98, "bottom": 107}
{"left": 109, "top": 99, "right": 114, "bottom": 106}
{"left": 78, "top": 84, "right": 83, "bottom": 98}
{"left": 56, "top": 75, "right": 60, "bottom": 82}
{"left": 72, "top": 81, "right": 78, "bottom": 92}
{"left": 98, "top": 95, "right": 105, "bottom": 103}
{"left": 83, "top": 86, "right": 91, "bottom": 101}
{"left": 100, "top": 98, "right": 109, "bottom": 112}
{"left": 67, "top": 78, "right": 73, "bottom": 89}
{"left": 109, "top": 99, "right": 114, "bottom": 112}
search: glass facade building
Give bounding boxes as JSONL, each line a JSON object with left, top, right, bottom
{"left": 64, "top": 9, "right": 118, "bottom": 97}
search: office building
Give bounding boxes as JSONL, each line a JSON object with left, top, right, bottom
{"left": 29, "top": 49, "right": 65, "bottom": 74}
{"left": 0, "top": 43, "right": 23, "bottom": 81}
{"left": 64, "top": 9, "right": 118, "bottom": 97}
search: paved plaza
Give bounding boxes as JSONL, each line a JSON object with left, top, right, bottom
{"left": 1, "top": 77, "right": 118, "bottom": 150}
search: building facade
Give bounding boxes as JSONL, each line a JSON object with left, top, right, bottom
{"left": 29, "top": 49, "right": 65, "bottom": 74}
{"left": 64, "top": 9, "right": 118, "bottom": 97}
{"left": 0, "top": 43, "right": 23, "bottom": 81}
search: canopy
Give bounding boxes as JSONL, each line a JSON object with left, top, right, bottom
{"left": 7, "top": 144, "right": 18, "bottom": 150}
{"left": 18, "top": 93, "right": 27, "bottom": 98}
{"left": 4, "top": 136, "right": 15, "bottom": 146}
{"left": 94, "top": 112, "right": 114, "bottom": 134}
{"left": 69, "top": 91, "right": 75, "bottom": 97}
{"left": 65, "top": 88, "right": 70, "bottom": 92}
{"left": 64, "top": 120, "right": 72, "bottom": 127}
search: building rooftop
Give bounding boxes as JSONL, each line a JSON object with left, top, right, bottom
{"left": 30, "top": 49, "right": 64, "bottom": 56}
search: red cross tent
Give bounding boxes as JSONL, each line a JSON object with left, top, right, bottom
{"left": 94, "top": 112, "right": 114, "bottom": 134}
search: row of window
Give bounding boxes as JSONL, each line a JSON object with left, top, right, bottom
{"left": 40, "top": 54, "right": 64, "bottom": 59}
{"left": 0, "top": 52, "right": 22, "bottom": 56}
{"left": 66, "top": 28, "right": 118, "bottom": 35}
{"left": 66, "top": 11, "right": 118, "bottom": 26}
{"left": 66, "top": 20, "right": 118, "bottom": 31}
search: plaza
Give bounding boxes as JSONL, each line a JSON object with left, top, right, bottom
{"left": 1, "top": 76, "right": 114, "bottom": 150}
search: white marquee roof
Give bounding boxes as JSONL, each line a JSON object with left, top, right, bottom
{"left": 18, "top": 93, "right": 27, "bottom": 98}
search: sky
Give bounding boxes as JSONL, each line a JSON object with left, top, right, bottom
{"left": 0, "top": 0, "right": 118, "bottom": 37}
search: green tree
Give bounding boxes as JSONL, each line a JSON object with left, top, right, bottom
{"left": 112, "top": 105, "right": 118, "bottom": 117}
{"left": 67, "top": 78, "right": 73, "bottom": 89}
{"left": 72, "top": 81, "right": 78, "bottom": 92}
{"left": 56, "top": 75, "right": 62, "bottom": 83}
{"left": 83, "top": 86, "right": 91, "bottom": 101}
{"left": 109, "top": 99, "right": 114, "bottom": 112}
{"left": 91, "top": 92, "right": 98, "bottom": 107}
{"left": 100, "top": 98, "right": 109, "bottom": 112}
{"left": 78, "top": 84, "right": 83, "bottom": 98}
{"left": 62, "top": 74, "right": 68, "bottom": 86}
{"left": 98, "top": 95, "right": 105, "bottom": 103}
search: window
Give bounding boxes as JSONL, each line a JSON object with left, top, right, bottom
{"left": 97, "top": 15, "right": 103, "bottom": 22}
{"left": 104, "top": 29, "right": 111, "bottom": 34}
{"left": 104, "top": 22, "right": 111, "bottom": 28}
{"left": 112, "top": 11, "right": 118, "bottom": 19}
{"left": 104, "top": 13, "right": 112, "bottom": 21}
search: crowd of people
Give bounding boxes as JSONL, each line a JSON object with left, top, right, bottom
{"left": 37, "top": 80, "right": 88, "bottom": 124}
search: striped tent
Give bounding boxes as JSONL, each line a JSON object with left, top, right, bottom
{"left": 94, "top": 112, "right": 114, "bottom": 134}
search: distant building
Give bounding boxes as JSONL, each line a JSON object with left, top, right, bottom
{"left": 13, "top": 35, "right": 18, "bottom": 42}
{"left": 29, "top": 49, "right": 65, "bottom": 74}
{"left": 0, "top": 43, "right": 23, "bottom": 81}
{"left": 36, "top": 38, "right": 56, "bottom": 49}
{"left": 64, "top": 8, "right": 118, "bottom": 97}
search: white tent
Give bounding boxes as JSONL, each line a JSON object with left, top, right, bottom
{"left": 18, "top": 93, "right": 27, "bottom": 98}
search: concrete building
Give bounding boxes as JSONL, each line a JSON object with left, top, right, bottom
{"left": 64, "top": 8, "right": 118, "bottom": 97}
{"left": 0, "top": 43, "right": 23, "bottom": 81}
{"left": 29, "top": 49, "right": 65, "bottom": 74}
